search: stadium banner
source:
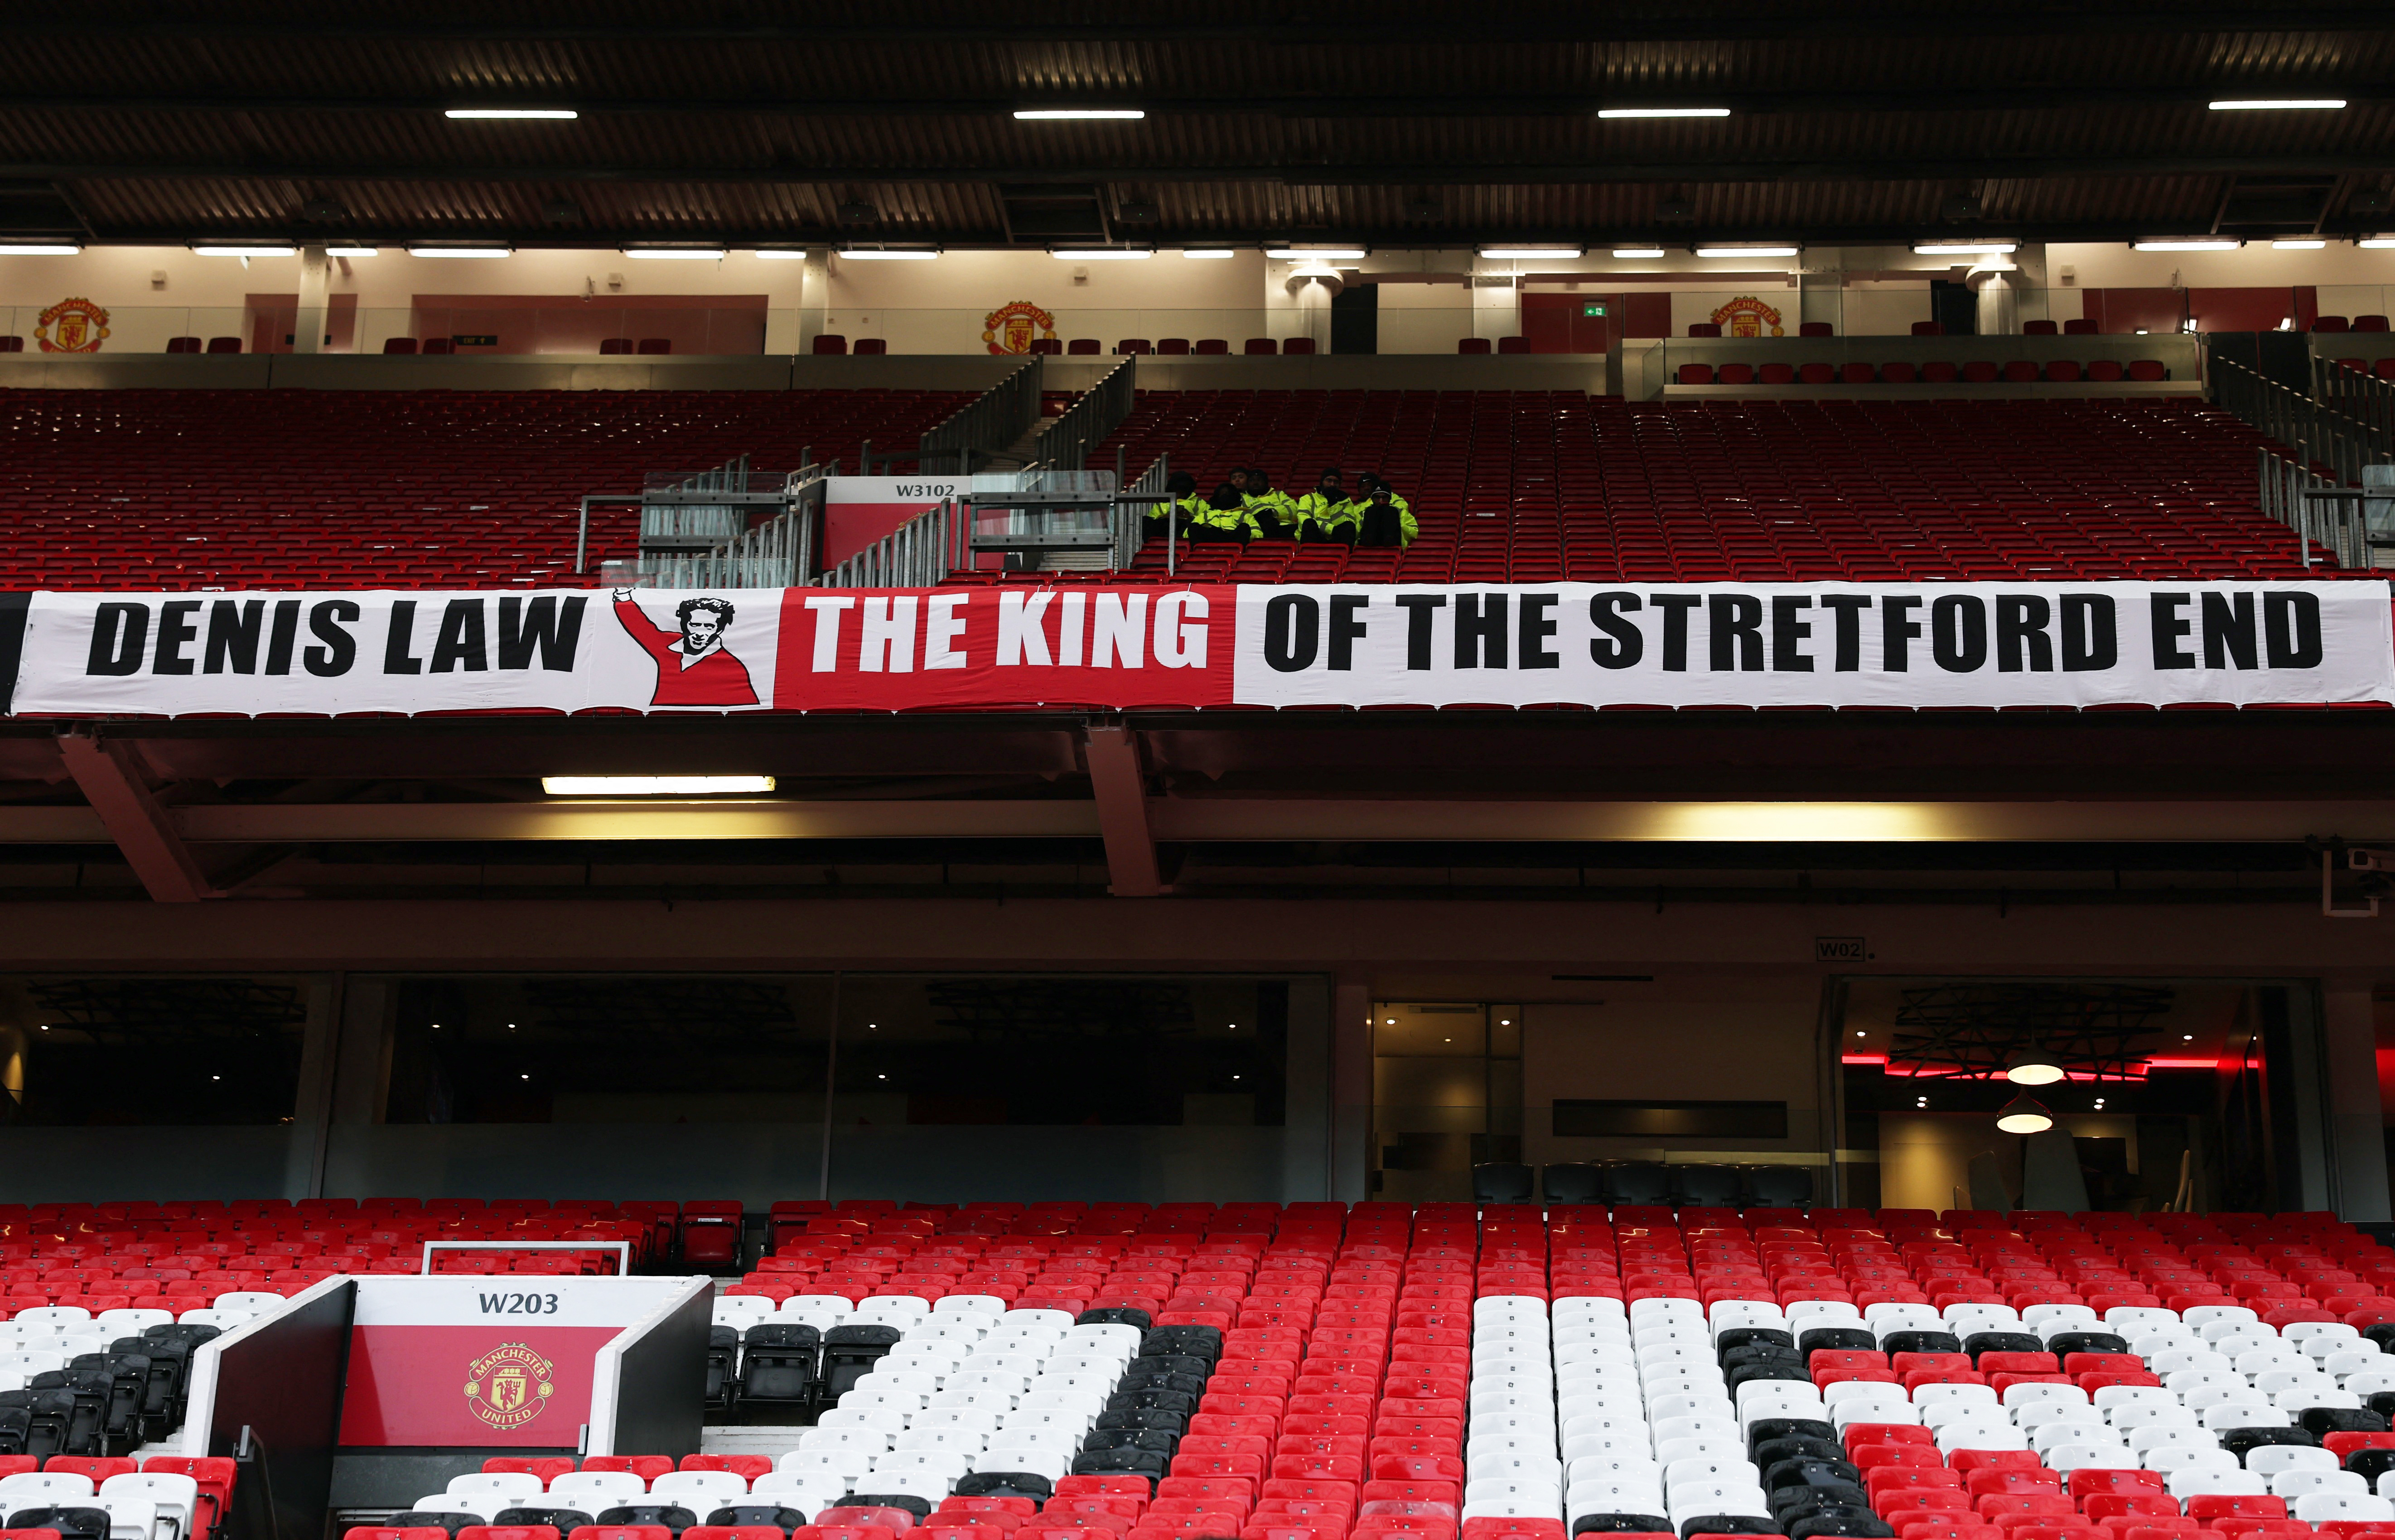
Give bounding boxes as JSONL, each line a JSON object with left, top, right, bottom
{"left": 4, "top": 579, "right": 2390, "bottom": 715}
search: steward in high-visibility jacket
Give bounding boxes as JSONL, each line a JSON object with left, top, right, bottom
{"left": 1184, "top": 482, "right": 1261, "bottom": 542}
{"left": 1293, "top": 470, "right": 1359, "bottom": 544}
{"left": 1354, "top": 484, "right": 1419, "bottom": 548}
{"left": 1146, "top": 470, "right": 1202, "bottom": 541}
{"left": 1242, "top": 467, "right": 1302, "bottom": 541}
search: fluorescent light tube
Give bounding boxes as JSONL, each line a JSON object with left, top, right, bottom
{"left": 1611, "top": 247, "right": 1668, "bottom": 259}
{"left": 1914, "top": 241, "right": 2019, "bottom": 255}
{"left": 542, "top": 775, "right": 776, "bottom": 796}
{"left": 2132, "top": 238, "right": 2240, "bottom": 250}
{"left": 1014, "top": 109, "right": 1145, "bottom": 120}
{"left": 839, "top": 248, "right": 941, "bottom": 260}
{"left": 2273, "top": 239, "right": 2327, "bottom": 249}
{"left": 446, "top": 108, "right": 579, "bottom": 120}
{"left": 1050, "top": 248, "right": 1152, "bottom": 260}
{"left": 1266, "top": 247, "right": 1368, "bottom": 260}
{"left": 1598, "top": 107, "right": 1732, "bottom": 119}
{"left": 2208, "top": 99, "right": 2345, "bottom": 111}
{"left": 0, "top": 242, "right": 82, "bottom": 255}
{"left": 623, "top": 248, "right": 727, "bottom": 260}
{"left": 409, "top": 245, "right": 512, "bottom": 258}
{"left": 1696, "top": 245, "right": 1798, "bottom": 258}
{"left": 193, "top": 244, "right": 298, "bottom": 257}
{"left": 1181, "top": 248, "right": 1237, "bottom": 259}
{"left": 1480, "top": 246, "right": 1585, "bottom": 260}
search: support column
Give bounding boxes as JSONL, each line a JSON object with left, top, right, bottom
{"left": 798, "top": 248, "right": 831, "bottom": 355}
{"left": 2323, "top": 981, "right": 2392, "bottom": 1220}
{"left": 1082, "top": 725, "right": 1165, "bottom": 896}
{"left": 56, "top": 731, "right": 220, "bottom": 902}
{"left": 1286, "top": 265, "right": 1341, "bottom": 354}
{"left": 282, "top": 975, "right": 343, "bottom": 1199}
{"left": 1332, "top": 975, "right": 1373, "bottom": 1202}
{"left": 320, "top": 977, "right": 395, "bottom": 1198}
{"left": 294, "top": 245, "right": 328, "bottom": 355}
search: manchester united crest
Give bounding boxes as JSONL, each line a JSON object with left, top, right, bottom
{"left": 35, "top": 298, "right": 110, "bottom": 354}
{"left": 463, "top": 1342, "right": 555, "bottom": 1430}
{"left": 981, "top": 300, "right": 1057, "bottom": 355}
{"left": 1709, "top": 296, "right": 1784, "bottom": 338}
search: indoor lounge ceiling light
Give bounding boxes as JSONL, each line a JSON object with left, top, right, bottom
{"left": 2274, "top": 239, "right": 2328, "bottom": 249}
{"left": 409, "top": 244, "right": 512, "bottom": 258}
{"left": 1479, "top": 245, "right": 1585, "bottom": 260}
{"left": 1049, "top": 246, "right": 1152, "bottom": 260}
{"left": 2208, "top": 98, "right": 2346, "bottom": 111}
{"left": 541, "top": 775, "right": 776, "bottom": 796}
{"left": 1996, "top": 1092, "right": 2056, "bottom": 1134}
{"left": 1696, "top": 244, "right": 1798, "bottom": 258}
{"left": 1914, "top": 241, "right": 2019, "bottom": 255}
{"left": 445, "top": 107, "right": 579, "bottom": 120}
{"left": 2005, "top": 1046, "right": 2067, "bottom": 1086}
{"left": 754, "top": 248, "right": 809, "bottom": 260}
{"left": 1181, "top": 248, "right": 1236, "bottom": 259}
{"left": 2133, "top": 238, "right": 2240, "bottom": 251}
{"left": 1612, "top": 246, "right": 1668, "bottom": 259}
{"left": 2359, "top": 236, "right": 2395, "bottom": 249}
{"left": 1598, "top": 106, "right": 1732, "bottom": 119}
{"left": 623, "top": 246, "right": 726, "bottom": 260}
{"left": 324, "top": 244, "right": 379, "bottom": 256}
{"left": 193, "top": 243, "right": 297, "bottom": 257}
{"left": 838, "top": 247, "right": 941, "bottom": 260}
{"left": 1266, "top": 245, "right": 1368, "bottom": 260}
{"left": 1013, "top": 108, "right": 1146, "bottom": 120}
{"left": 0, "top": 241, "right": 82, "bottom": 255}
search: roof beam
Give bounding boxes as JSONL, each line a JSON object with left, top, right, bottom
{"left": 53, "top": 731, "right": 221, "bottom": 902}
{"left": 1082, "top": 726, "right": 1167, "bottom": 898}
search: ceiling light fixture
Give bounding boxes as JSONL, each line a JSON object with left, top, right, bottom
{"left": 2359, "top": 236, "right": 2395, "bottom": 249}
{"left": 2133, "top": 238, "right": 2240, "bottom": 251}
{"left": 1049, "top": 247, "right": 1153, "bottom": 260}
{"left": 754, "top": 249, "right": 810, "bottom": 260}
{"left": 445, "top": 107, "right": 579, "bottom": 120}
{"left": 193, "top": 243, "right": 298, "bottom": 258}
{"left": 0, "top": 241, "right": 82, "bottom": 256}
{"left": 1996, "top": 1092, "right": 2056, "bottom": 1134}
{"left": 2273, "top": 239, "right": 2328, "bottom": 250}
{"left": 838, "top": 247, "right": 942, "bottom": 260}
{"left": 1914, "top": 241, "right": 2020, "bottom": 255}
{"left": 2208, "top": 99, "right": 2346, "bottom": 111}
{"left": 1696, "top": 245, "right": 1799, "bottom": 258}
{"left": 1612, "top": 247, "right": 1668, "bottom": 259}
{"left": 623, "top": 246, "right": 726, "bottom": 260}
{"left": 1479, "top": 246, "right": 1585, "bottom": 260}
{"left": 324, "top": 244, "right": 379, "bottom": 257}
{"left": 1266, "top": 246, "right": 1369, "bottom": 260}
{"left": 2005, "top": 1047, "right": 2067, "bottom": 1086}
{"left": 541, "top": 775, "right": 777, "bottom": 795}
{"left": 409, "top": 244, "right": 512, "bottom": 259}
{"left": 1014, "top": 109, "right": 1146, "bottom": 120}
{"left": 1598, "top": 106, "right": 1733, "bottom": 119}
{"left": 1181, "top": 248, "right": 1237, "bottom": 259}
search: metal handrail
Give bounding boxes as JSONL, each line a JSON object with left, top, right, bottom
{"left": 2213, "top": 356, "right": 2388, "bottom": 488}
{"left": 819, "top": 496, "right": 970, "bottom": 588}
{"left": 917, "top": 356, "right": 1044, "bottom": 474}
{"left": 2313, "top": 353, "right": 2395, "bottom": 446}
{"left": 636, "top": 467, "right": 825, "bottom": 588}
{"left": 1033, "top": 354, "right": 1136, "bottom": 472}
{"left": 2256, "top": 448, "right": 2361, "bottom": 570}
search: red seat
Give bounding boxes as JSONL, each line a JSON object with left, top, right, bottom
{"left": 1027, "top": 337, "right": 1063, "bottom": 354}
{"left": 1961, "top": 361, "right": 2000, "bottom": 382}
{"left": 1456, "top": 338, "right": 1491, "bottom": 354}
{"left": 1116, "top": 339, "right": 1152, "bottom": 355}
{"left": 2376, "top": 358, "right": 2395, "bottom": 380}
{"left": 1066, "top": 339, "right": 1101, "bottom": 355}
{"left": 2086, "top": 360, "right": 2124, "bottom": 381}
{"left": 2126, "top": 360, "right": 2167, "bottom": 380}
{"left": 2023, "top": 321, "right": 2059, "bottom": 336}
{"left": 1193, "top": 338, "right": 1229, "bottom": 354}
{"left": 853, "top": 338, "right": 887, "bottom": 355}
{"left": 1155, "top": 337, "right": 1190, "bottom": 354}
{"left": 205, "top": 337, "right": 242, "bottom": 354}
{"left": 2313, "top": 315, "right": 2350, "bottom": 333}
{"left": 1841, "top": 361, "right": 1876, "bottom": 384}
{"left": 1912, "top": 322, "right": 1945, "bottom": 337}
{"left": 1799, "top": 322, "right": 1834, "bottom": 337}
{"left": 1759, "top": 362, "right": 1796, "bottom": 385}
{"left": 166, "top": 336, "right": 203, "bottom": 353}
{"left": 2045, "top": 359, "right": 2081, "bottom": 382}
{"left": 598, "top": 338, "right": 633, "bottom": 355}
{"left": 2063, "top": 318, "right": 2098, "bottom": 335}
{"left": 1717, "top": 363, "right": 1755, "bottom": 385}
{"left": 378, "top": 337, "right": 417, "bottom": 354}
{"left": 1687, "top": 323, "right": 1723, "bottom": 337}
{"left": 1677, "top": 363, "right": 1717, "bottom": 384}
{"left": 812, "top": 334, "right": 848, "bottom": 354}
{"left": 1882, "top": 361, "right": 1917, "bottom": 383}
{"left": 2355, "top": 315, "right": 2390, "bottom": 332}
{"left": 1283, "top": 337, "right": 1317, "bottom": 355}
{"left": 1492, "top": 336, "right": 1526, "bottom": 354}
{"left": 2001, "top": 360, "right": 2040, "bottom": 382}
{"left": 1243, "top": 338, "right": 1279, "bottom": 355}
{"left": 1798, "top": 362, "right": 1835, "bottom": 384}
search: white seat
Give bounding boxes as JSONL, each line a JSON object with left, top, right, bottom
{"left": 815, "top": 1405, "right": 908, "bottom": 1435}
{"left": 972, "top": 1446, "right": 1068, "bottom": 1480}
{"left": 2143, "top": 1446, "right": 2239, "bottom": 1475}
{"left": 177, "top": 1310, "right": 244, "bottom": 1330}
{"left": 713, "top": 1297, "right": 775, "bottom": 1327}
{"left": 2278, "top": 1388, "right": 2361, "bottom": 1411}
{"left": 2166, "top": 1470, "right": 2269, "bottom": 1499}
{"left": 2202, "top": 1403, "right": 2289, "bottom": 1430}
{"left": 2294, "top": 1493, "right": 2395, "bottom": 1525}
{"left": 1913, "top": 1383, "right": 1998, "bottom": 1408}
{"left": 98, "top": 1497, "right": 157, "bottom": 1540}
{"left": 448, "top": 1474, "right": 546, "bottom": 1503}
{"left": 2349, "top": 1370, "right": 2395, "bottom": 1397}
{"left": 551, "top": 1473, "right": 648, "bottom": 1504}
{"left": 2045, "top": 1444, "right": 2136, "bottom": 1472}
{"left": 93, "top": 1309, "right": 175, "bottom": 1337}
{"left": 776, "top": 1450, "right": 869, "bottom": 1486}
{"left": 101, "top": 1474, "right": 197, "bottom": 1540}
{"left": 2286, "top": 1322, "right": 2361, "bottom": 1346}
{"left": 2326, "top": 1350, "right": 2385, "bottom": 1377}
{"left": 212, "top": 1291, "right": 286, "bottom": 1314}
{"left": 0, "top": 1352, "right": 63, "bottom": 1378}
{"left": 2004, "top": 1382, "right": 2090, "bottom": 1409}
{"left": 1830, "top": 1400, "right": 1920, "bottom": 1430}
{"left": 651, "top": 1472, "right": 748, "bottom": 1504}
{"left": 749, "top": 1474, "right": 838, "bottom": 1512}
{"left": 932, "top": 1293, "right": 1006, "bottom": 1317}
{"left": 2028, "top": 1422, "right": 2120, "bottom": 1455}
{"left": 9, "top": 1307, "right": 91, "bottom": 1329}
{"left": 2274, "top": 1469, "right": 2369, "bottom": 1497}
{"left": 0, "top": 1474, "right": 96, "bottom": 1505}
{"left": 854, "top": 1467, "right": 954, "bottom": 1501}
{"left": 416, "top": 1493, "right": 514, "bottom": 1521}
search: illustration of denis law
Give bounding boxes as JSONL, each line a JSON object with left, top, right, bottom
{"left": 612, "top": 589, "right": 759, "bottom": 707}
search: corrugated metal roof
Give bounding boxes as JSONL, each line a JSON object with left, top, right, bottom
{"left": 10, "top": 0, "right": 2394, "bottom": 245}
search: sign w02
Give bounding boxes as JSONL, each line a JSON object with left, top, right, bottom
{"left": 1815, "top": 935, "right": 1868, "bottom": 963}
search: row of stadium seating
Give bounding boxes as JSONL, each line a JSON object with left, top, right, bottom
{"left": 1667, "top": 362, "right": 2171, "bottom": 386}
{"left": 0, "top": 388, "right": 971, "bottom": 591}
{"left": 0, "top": 1454, "right": 235, "bottom": 1540}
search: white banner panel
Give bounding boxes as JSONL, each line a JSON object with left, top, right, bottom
{"left": 1227, "top": 581, "right": 2395, "bottom": 709}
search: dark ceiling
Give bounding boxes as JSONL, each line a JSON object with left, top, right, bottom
{"left": 8, "top": 1, "right": 2395, "bottom": 250}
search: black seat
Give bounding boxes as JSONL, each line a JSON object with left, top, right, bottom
{"left": 495, "top": 1507, "right": 594, "bottom": 1533}
{"left": 597, "top": 1505, "right": 699, "bottom": 1536}
{"left": 23, "top": 1388, "right": 75, "bottom": 1459}
{"left": 1601, "top": 1160, "right": 1671, "bottom": 1206}
{"left": 952, "top": 1473, "right": 1052, "bottom": 1501}
{"left": 1961, "top": 1332, "right": 2043, "bottom": 1361}
{"left": 8, "top": 1507, "right": 111, "bottom": 1540}
{"left": 1140, "top": 1325, "right": 1221, "bottom": 1362}
{"left": 2216, "top": 1426, "right": 2320, "bottom": 1458}
{"left": 705, "top": 1325, "right": 740, "bottom": 1411}
{"left": 739, "top": 1322, "right": 820, "bottom": 1405}
{"left": 818, "top": 1324, "right": 897, "bottom": 1400}
{"left": 112, "top": 1336, "right": 181, "bottom": 1440}
{"left": 1078, "top": 1307, "right": 1152, "bottom": 1329}
{"left": 55, "top": 1368, "right": 115, "bottom": 1456}
{"left": 386, "top": 1515, "right": 479, "bottom": 1537}
{"left": 705, "top": 1506, "right": 808, "bottom": 1533}
{"left": 1574, "top": 1518, "right": 1673, "bottom": 1536}
{"left": 1878, "top": 1330, "right": 1962, "bottom": 1356}
{"left": 1095, "top": 1407, "right": 1187, "bottom": 1435}
{"left": 2305, "top": 1407, "right": 2391, "bottom": 1437}
{"left": 0, "top": 1405, "right": 25, "bottom": 1458}
{"left": 1106, "top": 1387, "right": 1195, "bottom": 1417}
{"left": 1743, "top": 1165, "right": 1815, "bottom": 1208}
{"left": 1542, "top": 1163, "right": 1606, "bottom": 1204}
{"left": 1682, "top": 1518, "right": 1783, "bottom": 1539}
{"left": 845, "top": 1497, "right": 931, "bottom": 1521}
{"left": 1671, "top": 1165, "right": 1743, "bottom": 1207}
{"left": 1796, "top": 1327, "right": 1876, "bottom": 1356}
{"left": 1082, "top": 1427, "right": 1176, "bottom": 1455}
{"left": 2044, "top": 1332, "right": 2127, "bottom": 1357}
{"left": 1471, "top": 1162, "right": 1535, "bottom": 1203}
{"left": 71, "top": 1353, "right": 147, "bottom": 1453}
{"left": 1068, "top": 1447, "right": 1167, "bottom": 1481}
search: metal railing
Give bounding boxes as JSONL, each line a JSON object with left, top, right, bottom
{"left": 2256, "top": 449, "right": 2360, "bottom": 569}
{"left": 917, "top": 356, "right": 1044, "bottom": 474}
{"left": 1119, "top": 453, "right": 1171, "bottom": 572}
{"left": 2313, "top": 353, "right": 2395, "bottom": 443}
{"left": 2213, "top": 356, "right": 2389, "bottom": 488}
{"left": 819, "top": 496, "right": 971, "bottom": 588}
{"left": 1032, "top": 354, "right": 1136, "bottom": 471}
{"left": 639, "top": 471, "right": 823, "bottom": 587}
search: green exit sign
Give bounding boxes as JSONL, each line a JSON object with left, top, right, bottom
{"left": 1582, "top": 303, "right": 1609, "bottom": 318}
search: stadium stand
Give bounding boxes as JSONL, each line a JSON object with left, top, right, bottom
{"left": 1089, "top": 394, "right": 2322, "bottom": 587}
{"left": 0, "top": 389, "right": 972, "bottom": 590}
